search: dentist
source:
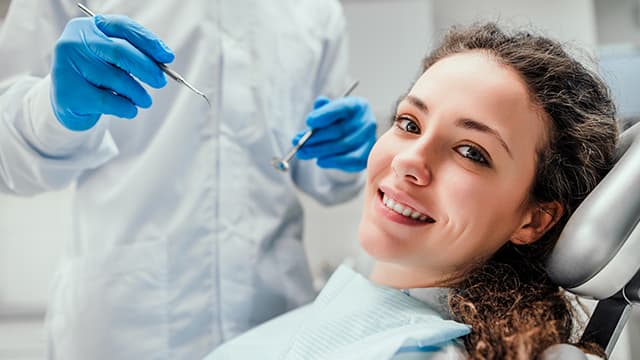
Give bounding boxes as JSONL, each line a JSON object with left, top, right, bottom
{"left": 0, "top": 1, "right": 376, "bottom": 359}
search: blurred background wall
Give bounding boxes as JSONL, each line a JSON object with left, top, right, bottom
{"left": 1, "top": 0, "right": 638, "bottom": 359}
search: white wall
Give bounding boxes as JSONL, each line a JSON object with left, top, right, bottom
{"left": 595, "top": 0, "right": 640, "bottom": 45}
{"left": 433, "top": 0, "right": 598, "bottom": 48}
{"left": 594, "top": 0, "right": 640, "bottom": 120}
{"left": 0, "top": 191, "right": 69, "bottom": 312}
{"left": 342, "top": 0, "right": 435, "bottom": 116}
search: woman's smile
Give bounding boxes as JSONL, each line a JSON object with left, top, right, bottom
{"left": 376, "top": 188, "right": 436, "bottom": 226}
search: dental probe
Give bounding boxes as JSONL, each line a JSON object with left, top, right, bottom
{"left": 271, "top": 80, "right": 359, "bottom": 172}
{"left": 77, "top": 3, "right": 211, "bottom": 106}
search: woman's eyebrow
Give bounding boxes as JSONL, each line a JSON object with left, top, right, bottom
{"left": 404, "top": 95, "right": 512, "bottom": 158}
{"left": 405, "top": 95, "right": 429, "bottom": 114}
{"left": 455, "top": 118, "right": 513, "bottom": 158}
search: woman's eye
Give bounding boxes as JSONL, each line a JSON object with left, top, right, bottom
{"left": 456, "top": 145, "right": 490, "bottom": 166}
{"left": 395, "top": 116, "right": 420, "bottom": 134}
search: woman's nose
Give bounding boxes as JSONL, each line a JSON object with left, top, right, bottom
{"left": 391, "top": 147, "right": 432, "bottom": 186}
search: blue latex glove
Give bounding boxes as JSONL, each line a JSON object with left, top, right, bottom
{"left": 50, "top": 15, "right": 174, "bottom": 131}
{"left": 293, "top": 96, "right": 377, "bottom": 172}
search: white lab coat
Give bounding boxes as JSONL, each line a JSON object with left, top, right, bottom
{"left": 0, "top": 1, "right": 362, "bottom": 359}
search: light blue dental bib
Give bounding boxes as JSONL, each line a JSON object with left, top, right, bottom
{"left": 206, "top": 265, "right": 470, "bottom": 359}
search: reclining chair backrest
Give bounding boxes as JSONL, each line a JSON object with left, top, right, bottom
{"left": 546, "top": 122, "right": 640, "bottom": 356}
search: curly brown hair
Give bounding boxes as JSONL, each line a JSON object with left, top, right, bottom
{"left": 419, "top": 23, "right": 618, "bottom": 359}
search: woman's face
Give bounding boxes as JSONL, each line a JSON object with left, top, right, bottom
{"left": 359, "top": 51, "right": 550, "bottom": 287}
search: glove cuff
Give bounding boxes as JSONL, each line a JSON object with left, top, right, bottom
{"left": 30, "top": 75, "right": 112, "bottom": 157}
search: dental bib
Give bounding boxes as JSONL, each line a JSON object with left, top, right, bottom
{"left": 280, "top": 265, "right": 469, "bottom": 359}
{"left": 206, "top": 265, "right": 470, "bottom": 359}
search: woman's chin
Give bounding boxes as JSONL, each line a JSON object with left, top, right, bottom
{"left": 357, "top": 225, "right": 402, "bottom": 263}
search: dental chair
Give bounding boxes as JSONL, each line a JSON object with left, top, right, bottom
{"left": 545, "top": 122, "right": 640, "bottom": 359}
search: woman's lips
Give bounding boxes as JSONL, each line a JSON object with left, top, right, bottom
{"left": 376, "top": 189, "right": 435, "bottom": 226}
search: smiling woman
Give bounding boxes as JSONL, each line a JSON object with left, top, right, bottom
{"left": 363, "top": 51, "right": 552, "bottom": 287}
{"left": 205, "top": 23, "right": 618, "bottom": 360}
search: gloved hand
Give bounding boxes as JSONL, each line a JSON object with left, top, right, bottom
{"left": 50, "top": 15, "right": 174, "bottom": 131}
{"left": 293, "top": 96, "right": 377, "bottom": 172}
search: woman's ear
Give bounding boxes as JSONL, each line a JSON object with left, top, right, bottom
{"left": 510, "top": 201, "right": 564, "bottom": 245}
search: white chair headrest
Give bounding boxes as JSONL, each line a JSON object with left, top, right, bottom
{"left": 547, "top": 123, "right": 640, "bottom": 299}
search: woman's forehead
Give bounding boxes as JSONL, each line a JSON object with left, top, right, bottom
{"left": 413, "top": 53, "right": 545, "bottom": 116}
{"left": 415, "top": 52, "right": 528, "bottom": 96}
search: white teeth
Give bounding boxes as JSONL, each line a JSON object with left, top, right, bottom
{"left": 393, "top": 203, "right": 404, "bottom": 214}
{"left": 381, "top": 192, "right": 432, "bottom": 222}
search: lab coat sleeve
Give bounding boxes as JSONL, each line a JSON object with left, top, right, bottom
{"left": 0, "top": 0, "right": 118, "bottom": 196}
{"left": 290, "top": 2, "right": 366, "bottom": 206}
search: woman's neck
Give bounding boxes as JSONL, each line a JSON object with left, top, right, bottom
{"left": 369, "top": 261, "right": 462, "bottom": 288}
